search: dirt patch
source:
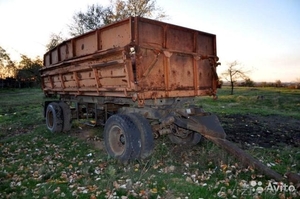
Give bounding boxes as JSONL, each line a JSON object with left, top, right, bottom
{"left": 219, "top": 114, "right": 300, "bottom": 149}
{"left": 71, "top": 114, "right": 300, "bottom": 151}
{"left": 71, "top": 127, "right": 105, "bottom": 151}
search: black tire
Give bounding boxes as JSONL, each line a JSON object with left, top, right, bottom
{"left": 127, "top": 113, "right": 154, "bottom": 159}
{"left": 58, "top": 101, "right": 72, "bottom": 132}
{"left": 168, "top": 132, "right": 202, "bottom": 145}
{"left": 103, "top": 114, "right": 141, "bottom": 162}
{"left": 46, "top": 102, "right": 63, "bottom": 133}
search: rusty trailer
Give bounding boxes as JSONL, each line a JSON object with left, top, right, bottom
{"left": 40, "top": 17, "right": 286, "bottom": 182}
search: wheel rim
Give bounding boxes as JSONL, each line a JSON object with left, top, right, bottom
{"left": 108, "top": 125, "right": 126, "bottom": 156}
{"left": 46, "top": 109, "right": 54, "bottom": 129}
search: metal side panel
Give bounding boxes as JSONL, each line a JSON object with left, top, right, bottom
{"left": 135, "top": 17, "right": 219, "bottom": 98}
{"left": 41, "top": 17, "right": 219, "bottom": 101}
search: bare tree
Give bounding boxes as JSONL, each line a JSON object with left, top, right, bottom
{"left": 222, "top": 61, "right": 249, "bottom": 95}
{"left": 108, "top": 0, "right": 167, "bottom": 21}
{"left": 68, "top": 0, "right": 167, "bottom": 36}
{"left": 68, "top": 4, "right": 110, "bottom": 37}
{"left": 46, "top": 33, "right": 65, "bottom": 51}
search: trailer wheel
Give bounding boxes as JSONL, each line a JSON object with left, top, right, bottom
{"left": 58, "top": 101, "right": 72, "bottom": 131}
{"left": 168, "top": 132, "right": 202, "bottom": 145}
{"left": 104, "top": 114, "right": 141, "bottom": 162}
{"left": 46, "top": 102, "right": 63, "bottom": 133}
{"left": 127, "top": 113, "right": 154, "bottom": 159}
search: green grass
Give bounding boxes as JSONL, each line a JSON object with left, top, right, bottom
{"left": 199, "top": 86, "right": 300, "bottom": 119}
{"left": 0, "top": 87, "right": 299, "bottom": 198}
{"left": 0, "top": 88, "right": 45, "bottom": 139}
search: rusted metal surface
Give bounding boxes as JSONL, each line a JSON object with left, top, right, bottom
{"left": 40, "top": 17, "right": 220, "bottom": 106}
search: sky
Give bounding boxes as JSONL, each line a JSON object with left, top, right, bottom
{"left": 0, "top": 0, "right": 299, "bottom": 82}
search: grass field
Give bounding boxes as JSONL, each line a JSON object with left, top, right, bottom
{"left": 0, "top": 87, "right": 299, "bottom": 199}
{"left": 199, "top": 86, "right": 300, "bottom": 119}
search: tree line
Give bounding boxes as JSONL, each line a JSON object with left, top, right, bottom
{"left": 0, "top": 46, "right": 42, "bottom": 88}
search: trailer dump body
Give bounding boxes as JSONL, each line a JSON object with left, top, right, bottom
{"left": 41, "top": 17, "right": 219, "bottom": 104}
{"left": 40, "top": 17, "right": 290, "bottom": 182}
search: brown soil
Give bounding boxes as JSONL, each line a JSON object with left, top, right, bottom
{"left": 219, "top": 114, "right": 300, "bottom": 149}
{"left": 71, "top": 127, "right": 105, "bottom": 151}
